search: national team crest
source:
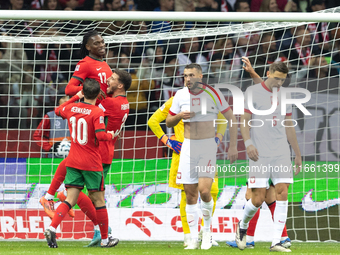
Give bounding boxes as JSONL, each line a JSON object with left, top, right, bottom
{"left": 192, "top": 98, "right": 200, "bottom": 106}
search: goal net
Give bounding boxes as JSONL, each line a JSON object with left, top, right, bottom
{"left": 0, "top": 8, "right": 339, "bottom": 242}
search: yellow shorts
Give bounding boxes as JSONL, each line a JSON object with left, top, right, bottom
{"left": 169, "top": 152, "right": 219, "bottom": 192}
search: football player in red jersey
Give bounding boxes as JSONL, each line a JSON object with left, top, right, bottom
{"left": 40, "top": 70, "right": 131, "bottom": 246}
{"left": 65, "top": 30, "right": 112, "bottom": 104}
{"left": 44, "top": 78, "right": 118, "bottom": 248}
{"left": 40, "top": 30, "right": 111, "bottom": 217}
{"left": 84, "top": 70, "right": 131, "bottom": 247}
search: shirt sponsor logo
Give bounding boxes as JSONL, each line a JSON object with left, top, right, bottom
{"left": 121, "top": 104, "right": 129, "bottom": 110}
{"left": 71, "top": 107, "right": 92, "bottom": 115}
{"left": 96, "top": 67, "right": 102, "bottom": 71}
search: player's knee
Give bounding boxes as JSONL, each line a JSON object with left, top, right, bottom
{"left": 199, "top": 189, "right": 211, "bottom": 202}
{"left": 276, "top": 190, "right": 288, "bottom": 200}
{"left": 252, "top": 194, "right": 265, "bottom": 207}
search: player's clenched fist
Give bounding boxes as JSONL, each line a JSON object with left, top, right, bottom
{"left": 160, "top": 135, "right": 182, "bottom": 154}
{"left": 247, "top": 144, "right": 259, "bottom": 162}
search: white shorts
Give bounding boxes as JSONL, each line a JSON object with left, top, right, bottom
{"left": 177, "top": 138, "right": 217, "bottom": 185}
{"left": 247, "top": 154, "right": 293, "bottom": 189}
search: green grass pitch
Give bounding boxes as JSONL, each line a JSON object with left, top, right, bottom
{"left": 0, "top": 241, "right": 339, "bottom": 254}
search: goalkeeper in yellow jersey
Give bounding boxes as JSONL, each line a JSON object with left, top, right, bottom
{"left": 148, "top": 97, "right": 227, "bottom": 247}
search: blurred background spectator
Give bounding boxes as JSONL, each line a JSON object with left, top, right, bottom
{"left": 33, "top": 86, "right": 70, "bottom": 158}
{"left": 177, "top": 37, "right": 208, "bottom": 74}
{"left": 259, "top": 0, "right": 280, "bottom": 12}
{"left": 8, "top": 65, "right": 42, "bottom": 129}
{"left": 234, "top": 0, "right": 251, "bottom": 12}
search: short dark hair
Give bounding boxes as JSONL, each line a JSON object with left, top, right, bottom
{"left": 184, "top": 63, "right": 202, "bottom": 73}
{"left": 234, "top": 0, "right": 249, "bottom": 11}
{"left": 113, "top": 69, "right": 132, "bottom": 91}
{"left": 269, "top": 62, "right": 289, "bottom": 74}
{"left": 83, "top": 78, "right": 100, "bottom": 100}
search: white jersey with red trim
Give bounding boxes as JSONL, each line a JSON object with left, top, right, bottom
{"left": 244, "top": 82, "right": 292, "bottom": 157}
{"left": 169, "top": 86, "right": 230, "bottom": 122}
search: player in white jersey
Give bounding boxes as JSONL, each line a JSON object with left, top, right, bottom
{"left": 166, "top": 63, "right": 238, "bottom": 250}
{"left": 235, "top": 61, "right": 302, "bottom": 252}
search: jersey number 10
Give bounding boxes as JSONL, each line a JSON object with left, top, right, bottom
{"left": 70, "top": 117, "right": 88, "bottom": 145}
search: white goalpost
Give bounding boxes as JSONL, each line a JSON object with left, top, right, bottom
{"left": 0, "top": 7, "right": 339, "bottom": 242}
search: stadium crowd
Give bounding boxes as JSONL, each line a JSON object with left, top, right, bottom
{"left": 0, "top": 0, "right": 339, "bottom": 130}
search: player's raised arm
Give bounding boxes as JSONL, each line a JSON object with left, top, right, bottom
{"left": 240, "top": 112, "right": 259, "bottom": 162}
{"left": 222, "top": 108, "right": 238, "bottom": 164}
{"left": 242, "top": 56, "right": 263, "bottom": 84}
{"left": 55, "top": 91, "right": 83, "bottom": 117}
{"left": 65, "top": 77, "right": 83, "bottom": 96}
{"left": 285, "top": 115, "right": 302, "bottom": 175}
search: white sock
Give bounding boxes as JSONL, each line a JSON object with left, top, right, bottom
{"left": 101, "top": 238, "right": 108, "bottom": 245}
{"left": 186, "top": 203, "right": 199, "bottom": 241}
{"left": 272, "top": 200, "right": 288, "bottom": 247}
{"left": 48, "top": 226, "right": 56, "bottom": 232}
{"left": 94, "top": 225, "right": 100, "bottom": 231}
{"left": 201, "top": 199, "right": 213, "bottom": 232}
{"left": 241, "top": 199, "right": 259, "bottom": 229}
{"left": 247, "top": 235, "right": 254, "bottom": 243}
{"left": 45, "top": 193, "right": 54, "bottom": 200}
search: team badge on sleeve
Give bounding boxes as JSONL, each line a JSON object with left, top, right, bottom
{"left": 75, "top": 65, "right": 80, "bottom": 71}
{"left": 100, "top": 116, "right": 104, "bottom": 124}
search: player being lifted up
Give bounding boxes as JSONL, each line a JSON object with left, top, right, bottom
{"left": 65, "top": 29, "right": 112, "bottom": 103}
{"left": 40, "top": 30, "right": 112, "bottom": 215}
{"left": 40, "top": 31, "right": 128, "bottom": 247}
{"left": 235, "top": 61, "right": 302, "bottom": 252}
{"left": 44, "top": 78, "right": 118, "bottom": 248}
{"left": 166, "top": 63, "right": 238, "bottom": 250}
{"left": 148, "top": 97, "right": 227, "bottom": 247}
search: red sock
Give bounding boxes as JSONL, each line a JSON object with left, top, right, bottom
{"left": 268, "top": 201, "right": 288, "bottom": 237}
{"left": 96, "top": 207, "right": 108, "bottom": 240}
{"left": 77, "top": 192, "right": 98, "bottom": 225}
{"left": 247, "top": 208, "right": 260, "bottom": 236}
{"left": 50, "top": 201, "right": 71, "bottom": 229}
{"left": 47, "top": 159, "right": 67, "bottom": 195}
